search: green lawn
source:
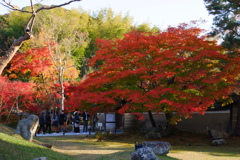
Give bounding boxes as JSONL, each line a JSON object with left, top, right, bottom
{"left": 0, "top": 124, "right": 240, "bottom": 160}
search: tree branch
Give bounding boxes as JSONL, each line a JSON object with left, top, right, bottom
{"left": 1, "top": 0, "right": 32, "bottom": 13}
{"left": 36, "top": 0, "right": 82, "bottom": 13}
{"left": 1, "top": 0, "right": 82, "bottom": 14}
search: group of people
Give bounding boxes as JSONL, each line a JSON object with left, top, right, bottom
{"left": 37, "top": 110, "right": 67, "bottom": 134}
{"left": 72, "top": 110, "right": 90, "bottom": 134}
{"left": 37, "top": 110, "right": 90, "bottom": 134}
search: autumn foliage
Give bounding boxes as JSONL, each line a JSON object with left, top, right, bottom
{"left": 2, "top": 45, "right": 81, "bottom": 112}
{"left": 67, "top": 24, "right": 239, "bottom": 123}
{"left": 0, "top": 76, "right": 37, "bottom": 118}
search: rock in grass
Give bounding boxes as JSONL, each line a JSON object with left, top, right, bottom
{"left": 211, "top": 139, "right": 226, "bottom": 145}
{"left": 145, "top": 132, "right": 161, "bottom": 139}
{"left": 15, "top": 114, "right": 39, "bottom": 141}
{"left": 131, "top": 147, "right": 158, "bottom": 160}
{"left": 142, "top": 141, "right": 171, "bottom": 155}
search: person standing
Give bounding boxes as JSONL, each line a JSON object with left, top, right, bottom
{"left": 82, "top": 110, "right": 90, "bottom": 133}
{"left": 38, "top": 112, "right": 45, "bottom": 134}
{"left": 59, "top": 110, "right": 66, "bottom": 133}
{"left": 44, "top": 111, "right": 52, "bottom": 134}
{"left": 52, "top": 112, "right": 59, "bottom": 133}
{"left": 73, "top": 111, "right": 80, "bottom": 133}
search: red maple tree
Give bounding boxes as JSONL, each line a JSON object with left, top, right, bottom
{"left": 4, "top": 47, "right": 53, "bottom": 79}
{"left": 0, "top": 76, "right": 37, "bottom": 121}
{"left": 67, "top": 23, "right": 239, "bottom": 125}
{"left": 5, "top": 46, "right": 80, "bottom": 112}
{"left": 3, "top": 47, "right": 58, "bottom": 111}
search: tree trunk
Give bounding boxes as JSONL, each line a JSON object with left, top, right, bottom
{"left": 235, "top": 100, "right": 240, "bottom": 136}
{"left": 148, "top": 110, "right": 156, "bottom": 127}
{"left": 162, "top": 112, "right": 175, "bottom": 137}
{"left": 226, "top": 103, "right": 233, "bottom": 134}
{"left": 0, "top": 33, "right": 32, "bottom": 75}
{"left": 59, "top": 66, "right": 65, "bottom": 111}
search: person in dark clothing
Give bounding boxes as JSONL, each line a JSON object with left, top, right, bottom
{"left": 44, "top": 112, "right": 52, "bottom": 134}
{"left": 82, "top": 110, "right": 90, "bottom": 133}
{"left": 38, "top": 112, "right": 45, "bottom": 134}
{"left": 52, "top": 112, "right": 59, "bottom": 133}
{"left": 59, "top": 110, "right": 66, "bottom": 133}
{"left": 73, "top": 111, "right": 80, "bottom": 133}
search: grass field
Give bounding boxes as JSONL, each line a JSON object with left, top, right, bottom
{"left": 0, "top": 123, "right": 240, "bottom": 160}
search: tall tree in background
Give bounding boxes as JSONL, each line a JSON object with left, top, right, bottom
{"left": 204, "top": 0, "right": 240, "bottom": 51}
{"left": 32, "top": 9, "right": 87, "bottom": 111}
{"left": 0, "top": 0, "right": 81, "bottom": 75}
{"left": 204, "top": 0, "right": 240, "bottom": 136}
{"left": 81, "top": 8, "right": 135, "bottom": 77}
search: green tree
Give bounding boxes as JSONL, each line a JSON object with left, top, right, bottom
{"left": 81, "top": 8, "right": 135, "bottom": 76}
{"left": 0, "top": 11, "right": 29, "bottom": 55}
{"left": 204, "top": 0, "right": 240, "bottom": 50}
{"left": 31, "top": 8, "right": 87, "bottom": 111}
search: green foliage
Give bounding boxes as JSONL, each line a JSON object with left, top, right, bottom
{"left": 204, "top": 0, "right": 240, "bottom": 51}
{"left": 0, "top": 12, "right": 29, "bottom": 53}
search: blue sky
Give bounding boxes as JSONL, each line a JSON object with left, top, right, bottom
{"left": 0, "top": 0, "right": 213, "bottom": 30}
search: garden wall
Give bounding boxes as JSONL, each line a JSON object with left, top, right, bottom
{"left": 139, "top": 111, "right": 230, "bottom": 134}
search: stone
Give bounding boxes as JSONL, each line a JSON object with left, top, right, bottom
{"left": 208, "top": 130, "right": 229, "bottom": 139}
{"left": 33, "top": 157, "right": 47, "bottom": 160}
{"left": 212, "top": 139, "right": 227, "bottom": 145}
{"left": 145, "top": 132, "right": 161, "bottom": 139}
{"left": 15, "top": 114, "right": 39, "bottom": 141}
{"left": 142, "top": 141, "right": 171, "bottom": 155}
{"left": 131, "top": 147, "right": 159, "bottom": 160}
{"left": 140, "top": 127, "right": 162, "bottom": 133}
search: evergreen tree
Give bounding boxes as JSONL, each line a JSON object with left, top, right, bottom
{"left": 204, "top": 0, "right": 240, "bottom": 51}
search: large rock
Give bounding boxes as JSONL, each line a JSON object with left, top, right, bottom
{"left": 15, "top": 114, "right": 39, "bottom": 141}
{"left": 131, "top": 147, "right": 159, "bottom": 160}
{"left": 140, "top": 127, "right": 162, "bottom": 133}
{"left": 212, "top": 139, "right": 227, "bottom": 145}
{"left": 208, "top": 130, "right": 229, "bottom": 139}
{"left": 145, "top": 132, "right": 161, "bottom": 139}
{"left": 142, "top": 141, "right": 171, "bottom": 155}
